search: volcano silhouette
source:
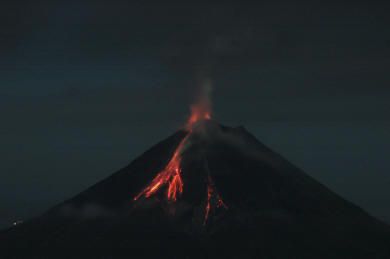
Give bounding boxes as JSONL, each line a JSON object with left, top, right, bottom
{"left": 1, "top": 120, "right": 389, "bottom": 258}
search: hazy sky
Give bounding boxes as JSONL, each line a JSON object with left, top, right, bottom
{"left": 1, "top": 1, "right": 389, "bottom": 228}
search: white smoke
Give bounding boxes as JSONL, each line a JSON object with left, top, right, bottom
{"left": 190, "top": 77, "right": 213, "bottom": 117}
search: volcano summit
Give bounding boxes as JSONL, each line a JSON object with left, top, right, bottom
{"left": 1, "top": 110, "right": 390, "bottom": 258}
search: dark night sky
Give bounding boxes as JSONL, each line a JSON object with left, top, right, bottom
{"left": 1, "top": 1, "right": 389, "bottom": 229}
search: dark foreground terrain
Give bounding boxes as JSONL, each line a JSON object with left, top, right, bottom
{"left": 1, "top": 122, "right": 389, "bottom": 258}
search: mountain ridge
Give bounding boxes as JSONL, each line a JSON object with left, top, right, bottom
{"left": 1, "top": 121, "right": 389, "bottom": 258}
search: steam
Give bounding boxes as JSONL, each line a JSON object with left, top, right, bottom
{"left": 186, "top": 77, "right": 213, "bottom": 129}
{"left": 195, "top": 77, "right": 213, "bottom": 115}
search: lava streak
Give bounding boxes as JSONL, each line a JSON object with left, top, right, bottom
{"left": 204, "top": 175, "right": 228, "bottom": 225}
{"left": 134, "top": 134, "right": 189, "bottom": 202}
{"left": 134, "top": 103, "right": 210, "bottom": 202}
{"left": 133, "top": 91, "right": 227, "bottom": 225}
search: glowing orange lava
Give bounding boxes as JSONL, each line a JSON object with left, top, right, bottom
{"left": 134, "top": 99, "right": 227, "bottom": 224}
{"left": 134, "top": 105, "right": 208, "bottom": 202}
{"left": 204, "top": 175, "right": 228, "bottom": 225}
{"left": 186, "top": 104, "right": 211, "bottom": 129}
{"left": 134, "top": 134, "right": 189, "bottom": 202}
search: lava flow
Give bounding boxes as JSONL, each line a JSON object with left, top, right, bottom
{"left": 133, "top": 105, "right": 209, "bottom": 202}
{"left": 133, "top": 133, "right": 189, "bottom": 201}
{"left": 133, "top": 97, "right": 228, "bottom": 224}
{"left": 204, "top": 175, "right": 228, "bottom": 225}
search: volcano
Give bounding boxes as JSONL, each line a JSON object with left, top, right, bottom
{"left": 1, "top": 112, "right": 390, "bottom": 258}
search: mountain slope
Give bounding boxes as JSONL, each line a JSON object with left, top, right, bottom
{"left": 1, "top": 121, "right": 389, "bottom": 258}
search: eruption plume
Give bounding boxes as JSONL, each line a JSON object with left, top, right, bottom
{"left": 133, "top": 78, "right": 227, "bottom": 224}
{"left": 186, "top": 78, "right": 213, "bottom": 129}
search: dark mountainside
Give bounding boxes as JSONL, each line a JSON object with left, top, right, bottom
{"left": 1, "top": 121, "right": 389, "bottom": 258}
